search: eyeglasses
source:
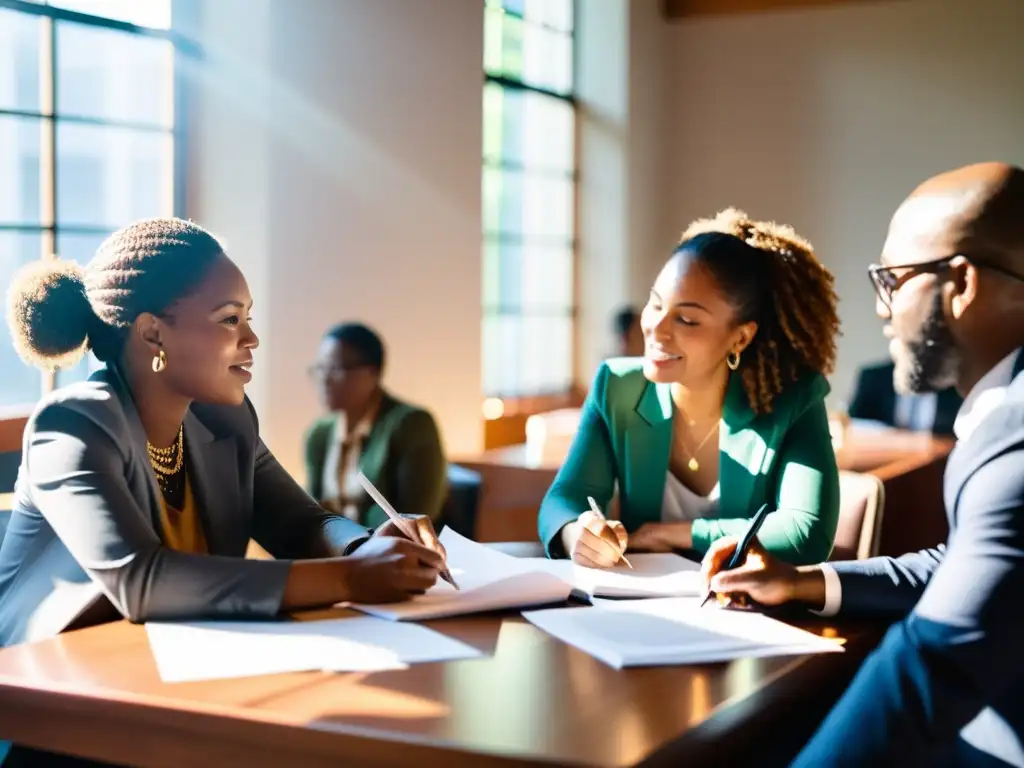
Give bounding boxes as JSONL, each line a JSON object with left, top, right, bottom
{"left": 306, "top": 363, "right": 370, "bottom": 381}
{"left": 868, "top": 255, "right": 1024, "bottom": 309}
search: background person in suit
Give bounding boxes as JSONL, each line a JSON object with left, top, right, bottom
{"left": 612, "top": 305, "right": 645, "bottom": 358}
{"left": 848, "top": 358, "right": 962, "bottom": 435}
{"left": 304, "top": 323, "right": 447, "bottom": 527}
{"left": 702, "top": 162, "right": 1024, "bottom": 766}
{"left": 0, "top": 218, "right": 445, "bottom": 652}
{"left": 539, "top": 208, "right": 842, "bottom": 569}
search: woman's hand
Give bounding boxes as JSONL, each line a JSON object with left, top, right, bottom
{"left": 375, "top": 514, "right": 447, "bottom": 561}
{"left": 561, "top": 510, "right": 628, "bottom": 569}
{"left": 628, "top": 522, "right": 692, "bottom": 553}
{"left": 339, "top": 536, "right": 444, "bottom": 604}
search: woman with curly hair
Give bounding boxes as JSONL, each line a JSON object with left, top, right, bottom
{"left": 538, "top": 208, "right": 842, "bottom": 567}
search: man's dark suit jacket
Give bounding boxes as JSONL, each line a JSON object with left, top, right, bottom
{"left": 793, "top": 350, "right": 1024, "bottom": 766}
{"left": 0, "top": 366, "right": 372, "bottom": 648}
{"left": 848, "top": 360, "right": 962, "bottom": 436}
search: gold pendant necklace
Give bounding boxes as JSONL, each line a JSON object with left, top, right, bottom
{"left": 148, "top": 425, "right": 184, "bottom": 483}
{"left": 682, "top": 419, "right": 720, "bottom": 472}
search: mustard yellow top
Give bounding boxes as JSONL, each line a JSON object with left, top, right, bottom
{"left": 158, "top": 475, "right": 208, "bottom": 554}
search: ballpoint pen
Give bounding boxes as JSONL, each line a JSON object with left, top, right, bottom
{"left": 700, "top": 502, "right": 770, "bottom": 607}
{"left": 586, "top": 496, "right": 633, "bottom": 569}
{"left": 357, "top": 472, "right": 460, "bottom": 591}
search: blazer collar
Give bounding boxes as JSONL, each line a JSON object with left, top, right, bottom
{"left": 100, "top": 364, "right": 242, "bottom": 555}
{"left": 635, "top": 372, "right": 753, "bottom": 428}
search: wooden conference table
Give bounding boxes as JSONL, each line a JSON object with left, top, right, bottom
{"left": 0, "top": 543, "right": 888, "bottom": 768}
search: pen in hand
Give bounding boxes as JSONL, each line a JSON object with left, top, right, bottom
{"left": 586, "top": 496, "right": 633, "bottom": 569}
{"left": 357, "top": 472, "right": 460, "bottom": 591}
{"left": 700, "top": 502, "right": 770, "bottom": 607}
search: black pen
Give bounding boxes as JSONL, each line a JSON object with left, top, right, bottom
{"left": 700, "top": 502, "right": 771, "bottom": 607}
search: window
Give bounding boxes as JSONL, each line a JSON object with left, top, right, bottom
{"left": 0, "top": 0, "right": 176, "bottom": 407}
{"left": 482, "top": 0, "right": 576, "bottom": 398}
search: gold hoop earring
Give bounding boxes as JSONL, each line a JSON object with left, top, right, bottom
{"left": 726, "top": 350, "right": 741, "bottom": 371}
{"left": 152, "top": 349, "right": 167, "bottom": 374}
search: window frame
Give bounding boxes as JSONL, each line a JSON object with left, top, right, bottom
{"left": 481, "top": 0, "right": 580, "bottom": 405}
{"left": 0, "top": 0, "right": 188, "bottom": 416}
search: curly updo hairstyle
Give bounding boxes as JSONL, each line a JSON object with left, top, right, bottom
{"left": 676, "top": 208, "right": 840, "bottom": 414}
{"left": 6, "top": 217, "right": 225, "bottom": 371}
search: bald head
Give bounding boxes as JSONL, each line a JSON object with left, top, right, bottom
{"left": 885, "top": 162, "right": 1024, "bottom": 271}
{"left": 879, "top": 163, "right": 1024, "bottom": 398}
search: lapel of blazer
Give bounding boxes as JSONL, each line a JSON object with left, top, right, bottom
{"left": 107, "top": 365, "right": 164, "bottom": 533}
{"left": 626, "top": 380, "right": 672, "bottom": 525}
{"left": 184, "top": 410, "right": 243, "bottom": 556}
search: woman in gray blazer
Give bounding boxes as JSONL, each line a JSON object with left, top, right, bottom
{"left": 0, "top": 217, "right": 445, "bottom": 651}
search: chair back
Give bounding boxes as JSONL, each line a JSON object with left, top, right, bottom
{"left": 442, "top": 464, "right": 483, "bottom": 539}
{"left": 830, "top": 470, "right": 885, "bottom": 561}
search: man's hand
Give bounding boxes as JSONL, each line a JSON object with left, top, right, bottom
{"left": 701, "top": 535, "right": 827, "bottom": 610}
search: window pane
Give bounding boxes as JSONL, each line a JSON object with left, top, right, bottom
{"left": 482, "top": 314, "right": 571, "bottom": 396}
{"left": 483, "top": 168, "right": 573, "bottom": 239}
{"left": 57, "top": 22, "right": 174, "bottom": 128}
{"left": 484, "top": 8, "right": 572, "bottom": 95}
{"left": 484, "top": 240, "right": 573, "bottom": 313}
{"left": 49, "top": 0, "right": 172, "bottom": 30}
{"left": 56, "top": 230, "right": 112, "bottom": 263}
{"left": 0, "top": 8, "right": 43, "bottom": 113}
{"left": 0, "top": 115, "right": 44, "bottom": 225}
{"left": 485, "top": 0, "right": 573, "bottom": 32}
{"left": 57, "top": 124, "right": 173, "bottom": 228}
{"left": 0, "top": 231, "right": 44, "bottom": 406}
{"left": 483, "top": 84, "right": 574, "bottom": 173}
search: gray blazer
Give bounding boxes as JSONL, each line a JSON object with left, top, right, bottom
{"left": 793, "top": 349, "right": 1024, "bottom": 767}
{"left": 0, "top": 366, "right": 372, "bottom": 647}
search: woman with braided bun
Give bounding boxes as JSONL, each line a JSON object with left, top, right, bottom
{"left": 539, "top": 208, "right": 842, "bottom": 568}
{"left": 0, "top": 217, "right": 446, "bottom": 649}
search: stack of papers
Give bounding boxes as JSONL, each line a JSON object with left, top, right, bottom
{"left": 522, "top": 598, "right": 843, "bottom": 669}
{"left": 531, "top": 553, "right": 702, "bottom": 600}
{"left": 145, "top": 616, "right": 482, "bottom": 683}
{"left": 349, "top": 529, "right": 572, "bottom": 621}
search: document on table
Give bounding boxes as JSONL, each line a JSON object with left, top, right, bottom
{"left": 145, "top": 616, "right": 482, "bottom": 683}
{"left": 522, "top": 597, "right": 843, "bottom": 669}
{"left": 349, "top": 528, "right": 572, "bottom": 621}
{"left": 530, "top": 553, "right": 702, "bottom": 600}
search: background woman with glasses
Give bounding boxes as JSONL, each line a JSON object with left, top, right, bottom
{"left": 304, "top": 323, "right": 448, "bottom": 526}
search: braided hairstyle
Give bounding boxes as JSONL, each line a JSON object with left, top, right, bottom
{"left": 6, "top": 217, "right": 225, "bottom": 371}
{"left": 677, "top": 208, "right": 840, "bottom": 414}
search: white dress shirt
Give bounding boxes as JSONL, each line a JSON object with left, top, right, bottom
{"left": 814, "top": 348, "right": 1021, "bottom": 617}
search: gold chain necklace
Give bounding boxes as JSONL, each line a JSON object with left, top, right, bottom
{"left": 679, "top": 419, "right": 720, "bottom": 472}
{"left": 147, "top": 426, "right": 184, "bottom": 484}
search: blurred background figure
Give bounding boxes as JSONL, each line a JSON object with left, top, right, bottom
{"left": 304, "top": 323, "right": 447, "bottom": 527}
{"left": 612, "top": 305, "right": 645, "bottom": 358}
{"left": 848, "top": 359, "right": 961, "bottom": 436}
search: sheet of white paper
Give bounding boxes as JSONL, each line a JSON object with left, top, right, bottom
{"left": 523, "top": 597, "right": 843, "bottom": 669}
{"left": 145, "top": 616, "right": 482, "bottom": 683}
{"left": 350, "top": 529, "right": 572, "bottom": 621}
{"left": 528, "top": 553, "right": 702, "bottom": 599}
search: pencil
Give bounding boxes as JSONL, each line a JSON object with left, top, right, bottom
{"left": 357, "top": 472, "right": 460, "bottom": 590}
{"left": 586, "top": 496, "right": 633, "bottom": 569}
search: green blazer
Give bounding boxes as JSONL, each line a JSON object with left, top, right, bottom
{"left": 304, "top": 392, "right": 447, "bottom": 528}
{"left": 538, "top": 359, "right": 840, "bottom": 565}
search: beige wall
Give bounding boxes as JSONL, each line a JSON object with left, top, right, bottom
{"left": 665, "top": 0, "right": 1024, "bottom": 404}
{"left": 182, "top": 0, "right": 484, "bottom": 479}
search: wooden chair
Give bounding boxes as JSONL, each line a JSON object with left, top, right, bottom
{"left": 829, "top": 470, "right": 885, "bottom": 561}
